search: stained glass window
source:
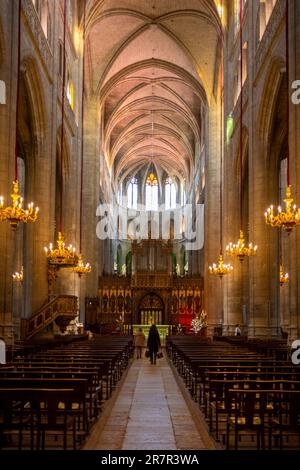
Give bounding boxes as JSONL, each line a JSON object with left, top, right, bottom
{"left": 146, "top": 173, "right": 158, "bottom": 211}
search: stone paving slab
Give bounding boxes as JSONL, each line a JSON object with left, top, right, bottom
{"left": 84, "top": 354, "right": 217, "bottom": 450}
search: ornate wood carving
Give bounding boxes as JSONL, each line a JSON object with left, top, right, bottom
{"left": 22, "top": 295, "right": 78, "bottom": 339}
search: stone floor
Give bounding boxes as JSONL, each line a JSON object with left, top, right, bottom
{"left": 84, "top": 352, "right": 217, "bottom": 450}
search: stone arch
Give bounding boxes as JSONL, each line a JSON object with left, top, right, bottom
{"left": 264, "top": 68, "right": 288, "bottom": 338}
{"left": 258, "top": 57, "right": 286, "bottom": 152}
{"left": 21, "top": 57, "right": 47, "bottom": 140}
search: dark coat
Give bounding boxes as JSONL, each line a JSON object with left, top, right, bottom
{"left": 147, "top": 326, "right": 161, "bottom": 353}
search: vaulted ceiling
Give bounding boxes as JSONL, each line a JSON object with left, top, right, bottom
{"left": 85, "top": 0, "right": 222, "bottom": 188}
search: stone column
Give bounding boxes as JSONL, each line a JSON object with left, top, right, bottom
{"left": 80, "top": 98, "right": 101, "bottom": 317}
{"left": 0, "top": 1, "right": 20, "bottom": 344}
{"left": 288, "top": 0, "right": 300, "bottom": 340}
{"left": 204, "top": 99, "right": 224, "bottom": 336}
{"left": 223, "top": 133, "right": 242, "bottom": 335}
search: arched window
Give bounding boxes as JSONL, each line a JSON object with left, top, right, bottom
{"left": 40, "top": 2, "right": 48, "bottom": 38}
{"left": 279, "top": 156, "right": 287, "bottom": 205}
{"left": 127, "top": 177, "right": 138, "bottom": 209}
{"left": 165, "top": 177, "right": 176, "bottom": 210}
{"left": 145, "top": 173, "right": 158, "bottom": 211}
{"left": 66, "top": 69, "right": 74, "bottom": 110}
{"left": 32, "top": 1, "right": 52, "bottom": 44}
{"left": 234, "top": 42, "right": 248, "bottom": 106}
{"left": 181, "top": 182, "right": 186, "bottom": 206}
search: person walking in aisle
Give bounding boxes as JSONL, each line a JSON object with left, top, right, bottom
{"left": 147, "top": 324, "right": 161, "bottom": 365}
{"left": 135, "top": 327, "right": 145, "bottom": 359}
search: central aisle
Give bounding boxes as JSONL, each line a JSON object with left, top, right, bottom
{"left": 84, "top": 354, "right": 217, "bottom": 450}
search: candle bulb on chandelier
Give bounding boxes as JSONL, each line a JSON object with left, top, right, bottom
{"left": 0, "top": 1, "right": 39, "bottom": 228}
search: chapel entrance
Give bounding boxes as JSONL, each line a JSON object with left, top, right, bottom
{"left": 138, "top": 293, "right": 165, "bottom": 325}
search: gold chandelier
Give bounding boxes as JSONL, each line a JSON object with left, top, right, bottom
{"left": 265, "top": 3, "right": 300, "bottom": 234}
{"left": 0, "top": 181, "right": 39, "bottom": 229}
{"left": 44, "top": 232, "right": 78, "bottom": 266}
{"left": 226, "top": 230, "right": 258, "bottom": 262}
{"left": 12, "top": 266, "right": 23, "bottom": 283}
{"left": 279, "top": 265, "right": 289, "bottom": 286}
{"left": 74, "top": 254, "right": 91, "bottom": 277}
{"left": 265, "top": 186, "right": 300, "bottom": 233}
{"left": 209, "top": 254, "right": 233, "bottom": 278}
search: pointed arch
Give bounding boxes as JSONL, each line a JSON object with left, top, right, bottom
{"left": 21, "top": 57, "right": 47, "bottom": 138}
{"left": 258, "top": 57, "right": 286, "bottom": 150}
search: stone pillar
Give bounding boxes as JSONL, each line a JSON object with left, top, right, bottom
{"left": 223, "top": 135, "right": 242, "bottom": 335}
{"left": 204, "top": 99, "right": 224, "bottom": 336}
{"left": 0, "top": 1, "right": 19, "bottom": 344}
{"left": 288, "top": 0, "right": 300, "bottom": 341}
{"left": 80, "top": 98, "right": 101, "bottom": 319}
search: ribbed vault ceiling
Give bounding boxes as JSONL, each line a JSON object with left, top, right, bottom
{"left": 85, "top": 0, "right": 222, "bottom": 188}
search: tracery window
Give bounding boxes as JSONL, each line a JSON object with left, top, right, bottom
{"left": 165, "top": 177, "right": 176, "bottom": 210}
{"left": 127, "top": 177, "right": 138, "bottom": 209}
{"left": 181, "top": 185, "right": 186, "bottom": 206}
{"left": 145, "top": 173, "right": 158, "bottom": 211}
{"left": 66, "top": 70, "right": 74, "bottom": 110}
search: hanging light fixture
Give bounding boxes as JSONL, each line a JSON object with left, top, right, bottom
{"left": 45, "top": 231, "right": 77, "bottom": 265}
{"left": 226, "top": 230, "right": 257, "bottom": 261}
{"left": 74, "top": 0, "right": 91, "bottom": 277}
{"left": 209, "top": 1, "right": 233, "bottom": 279}
{"left": 226, "top": 0, "right": 257, "bottom": 261}
{"left": 265, "top": 186, "right": 300, "bottom": 233}
{"left": 265, "top": 2, "right": 300, "bottom": 233}
{"left": 209, "top": 254, "right": 233, "bottom": 278}
{"left": 45, "top": 0, "right": 77, "bottom": 266}
{"left": 12, "top": 266, "right": 23, "bottom": 283}
{"left": 0, "top": 181, "right": 39, "bottom": 229}
{"left": 0, "top": 0, "right": 39, "bottom": 228}
{"left": 74, "top": 254, "right": 91, "bottom": 277}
